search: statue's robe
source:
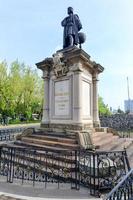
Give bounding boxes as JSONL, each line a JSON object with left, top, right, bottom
{"left": 61, "top": 14, "right": 82, "bottom": 48}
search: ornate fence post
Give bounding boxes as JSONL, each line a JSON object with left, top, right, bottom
{"left": 33, "top": 149, "right": 36, "bottom": 186}
{"left": 45, "top": 150, "right": 48, "bottom": 189}
{"left": 96, "top": 152, "right": 101, "bottom": 198}
{"left": 0, "top": 146, "right": 2, "bottom": 172}
{"left": 76, "top": 150, "right": 80, "bottom": 190}
{"left": 124, "top": 149, "right": 131, "bottom": 171}
{"left": 21, "top": 149, "right": 25, "bottom": 185}
{"left": 71, "top": 150, "right": 80, "bottom": 190}
{"left": 93, "top": 151, "right": 96, "bottom": 196}
{"left": 7, "top": 147, "right": 14, "bottom": 183}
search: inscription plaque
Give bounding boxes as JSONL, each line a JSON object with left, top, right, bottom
{"left": 54, "top": 80, "right": 70, "bottom": 116}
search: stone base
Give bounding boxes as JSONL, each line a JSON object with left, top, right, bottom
{"left": 93, "top": 120, "right": 100, "bottom": 128}
{"left": 40, "top": 123, "right": 94, "bottom": 150}
{"left": 40, "top": 123, "right": 93, "bottom": 132}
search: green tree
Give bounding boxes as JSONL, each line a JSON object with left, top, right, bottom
{"left": 0, "top": 61, "right": 10, "bottom": 115}
{"left": 8, "top": 60, "right": 23, "bottom": 117}
{"left": 0, "top": 60, "right": 43, "bottom": 121}
{"left": 117, "top": 108, "right": 124, "bottom": 114}
{"left": 98, "top": 96, "right": 111, "bottom": 116}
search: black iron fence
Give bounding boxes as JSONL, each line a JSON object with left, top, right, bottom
{"left": 79, "top": 150, "right": 130, "bottom": 196}
{"left": 104, "top": 168, "right": 133, "bottom": 200}
{"left": 0, "top": 146, "right": 130, "bottom": 197}
{"left": 0, "top": 147, "right": 79, "bottom": 188}
{"left": 0, "top": 127, "right": 24, "bottom": 141}
{"left": 118, "top": 131, "right": 133, "bottom": 138}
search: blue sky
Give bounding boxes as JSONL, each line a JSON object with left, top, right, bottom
{"left": 0, "top": 0, "right": 133, "bottom": 110}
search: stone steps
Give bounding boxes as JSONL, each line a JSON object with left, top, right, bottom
{"left": 92, "top": 130, "right": 133, "bottom": 167}
{"left": 91, "top": 131, "right": 119, "bottom": 150}
{"left": 95, "top": 136, "right": 119, "bottom": 150}
{"left": 113, "top": 138, "right": 133, "bottom": 151}
{"left": 34, "top": 129, "right": 77, "bottom": 139}
{"left": 12, "top": 128, "right": 80, "bottom": 152}
{"left": 91, "top": 132, "right": 107, "bottom": 139}
{"left": 99, "top": 138, "right": 126, "bottom": 151}
{"left": 20, "top": 136, "right": 79, "bottom": 149}
{"left": 29, "top": 134, "right": 77, "bottom": 144}
{"left": 99, "top": 139, "right": 132, "bottom": 151}
{"left": 3, "top": 127, "right": 133, "bottom": 167}
{"left": 14, "top": 140, "right": 71, "bottom": 152}
{"left": 92, "top": 133, "right": 118, "bottom": 144}
{"left": 92, "top": 131, "right": 133, "bottom": 152}
{"left": 109, "top": 138, "right": 128, "bottom": 151}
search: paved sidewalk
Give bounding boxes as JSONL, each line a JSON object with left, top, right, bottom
{"left": 0, "top": 193, "right": 102, "bottom": 200}
{"left": 0, "top": 178, "right": 101, "bottom": 200}
{"left": 0, "top": 123, "right": 40, "bottom": 129}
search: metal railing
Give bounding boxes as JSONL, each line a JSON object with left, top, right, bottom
{"left": 118, "top": 131, "right": 133, "bottom": 138}
{"left": 0, "top": 127, "right": 24, "bottom": 141}
{"left": 104, "top": 168, "right": 133, "bottom": 200}
{"left": 0, "top": 146, "right": 130, "bottom": 196}
{"left": 79, "top": 150, "right": 130, "bottom": 196}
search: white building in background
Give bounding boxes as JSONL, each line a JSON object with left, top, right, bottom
{"left": 124, "top": 99, "right": 133, "bottom": 113}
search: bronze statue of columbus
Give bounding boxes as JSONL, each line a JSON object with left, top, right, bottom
{"left": 61, "top": 7, "right": 83, "bottom": 48}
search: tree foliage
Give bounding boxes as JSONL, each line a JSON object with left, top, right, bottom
{"left": 98, "top": 96, "right": 111, "bottom": 116}
{"left": 0, "top": 60, "right": 43, "bottom": 120}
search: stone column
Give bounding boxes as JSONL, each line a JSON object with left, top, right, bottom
{"left": 36, "top": 58, "right": 52, "bottom": 126}
{"left": 93, "top": 73, "right": 100, "bottom": 127}
{"left": 73, "top": 70, "right": 82, "bottom": 123}
{"left": 42, "top": 69, "right": 49, "bottom": 124}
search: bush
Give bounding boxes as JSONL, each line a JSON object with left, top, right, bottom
{"left": 9, "top": 119, "right": 41, "bottom": 125}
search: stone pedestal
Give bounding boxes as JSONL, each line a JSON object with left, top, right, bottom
{"left": 36, "top": 46, "right": 104, "bottom": 132}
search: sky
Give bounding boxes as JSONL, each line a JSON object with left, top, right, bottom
{"left": 0, "top": 0, "right": 133, "bottom": 110}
